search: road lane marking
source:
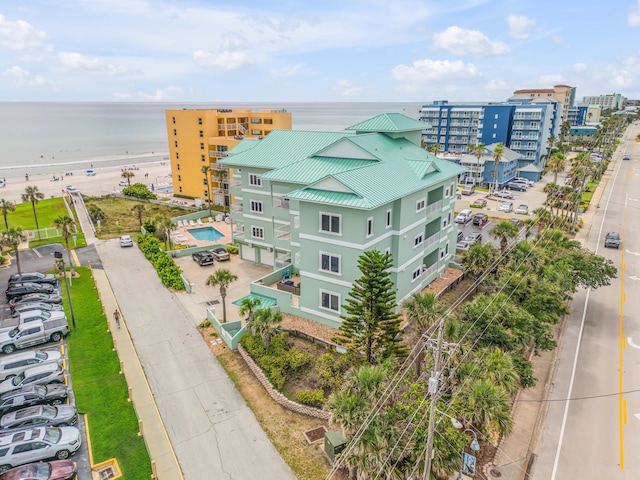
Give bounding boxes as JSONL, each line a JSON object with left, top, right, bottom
{"left": 635, "top": 413, "right": 640, "bottom": 422}
{"left": 628, "top": 197, "right": 639, "bottom": 202}
{"left": 627, "top": 337, "right": 640, "bottom": 349}
{"left": 629, "top": 276, "right": 640, "bottom": 281}
{"left": 625, "top": 400, "right": 627, "bottom": 424}
{"left": 625, "top": 250, "right": 640, "bottom": 256}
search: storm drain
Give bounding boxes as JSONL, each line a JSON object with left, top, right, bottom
{"left": 304, "top": 425, "right": 327, "bottom": 444}
{"left": 490, "top": 468, "right": 502, "bottom": 477}
{"left": 96, "top": 464, "right": 117, "bottom": 479}
{"left": 206, "top": 300, "right": 220, "bottom": 306}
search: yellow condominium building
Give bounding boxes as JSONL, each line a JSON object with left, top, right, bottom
{"left": 165, "top": 108, "right": 292, "bottom": 203}
{"left": 513, "top": 84, "right": 576, "bottom": 124}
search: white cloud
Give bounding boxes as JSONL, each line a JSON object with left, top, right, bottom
{"left": 392, "top": 58, "right": 482, "bottom": 85}
{"left": 136, "top": 86, "right": 183, "bottom": 100}
{"left": 2, "top": 65, "right": 50, "bottom": 87}
{"left": 269, "top": 63, "right": 305, "bottom": 79}
{"left": 537, "top": 74, "right": 565, "bottom": 85}
{"left": 630, "top": 1, "right": 640, "bottom": 27}
{"left": 433, "top": 26, "right": 510, "bottom": 56}
{"left": 551, "top": 35, "right": 570, "bottom": 48}
{"left": 0, "top": 14, "right": 48, "bottom": 51}
{"left": 486, "top": 79, "right": 509, "bottom": 91}
{"left": 192, "top": 49, "right": 255, "bottom": 70}
{"left": 571, "top": 63, "right": 588, "bottom": 73}
{"left": 506, "top": 15, "right": 536, "bottom": 39}
{"left": 332, "top": 80, "right": 365, "bottom": 97}
{"left": 58, "top": 52, "right": 130, "bottom": 76}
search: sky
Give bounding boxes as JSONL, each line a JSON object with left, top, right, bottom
{"left": 1, "top": 0, "right": 640, "bottom": 103}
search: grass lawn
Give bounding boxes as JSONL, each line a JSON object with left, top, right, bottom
{"left": 84, "top": 197, "right": 190, "bottom": 238}
{"left": 63, "top": 267, "right": 151, "bottom": 479}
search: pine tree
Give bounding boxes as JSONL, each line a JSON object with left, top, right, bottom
{"left": 335, "top": 249, "right": 407, "bottom": 363}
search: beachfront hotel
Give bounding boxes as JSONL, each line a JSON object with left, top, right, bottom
{"left": 219, "top": 113, "right": 465, "bottom": 328}
{"left": 164, "top": 108, "right": 292, "bottom": 202}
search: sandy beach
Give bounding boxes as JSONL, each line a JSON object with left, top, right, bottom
{"left": 0, "top": 161, "right": 174, "bottom": 205}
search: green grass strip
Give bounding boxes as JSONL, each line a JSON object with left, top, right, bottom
{"left": 63, "top": 267, "right": 151, "bottom": 479}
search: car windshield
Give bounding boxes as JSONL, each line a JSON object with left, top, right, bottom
{"left": 43, "top": 427, "right": 61, "bottom": 443}
{"left": 40, "top": 311, "right": 51, "bottom": 319}
{"left": 12, "top": 372, "right": 25, "bottom": 386}
{"left": 36, "top": 351, "right": 47, "bottom": 361}
{"left": 14, "top": 463, "right": 51, "bottom": 480}
{"left": 8, "top": 327, "right": 20, "bottom": 338}
{"left": 41, "top": 406, "right": 56, "bottom": 419}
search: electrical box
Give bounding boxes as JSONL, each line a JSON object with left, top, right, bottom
{"left": 324, "top": 430, "right": 347, "bottom": 464}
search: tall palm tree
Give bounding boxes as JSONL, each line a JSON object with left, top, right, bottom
{"left": 547, "top": 152, "right": 567, "bottom": 184}
{"left": 457, "top": 379, "right": 513, "bottom": 442}
{"left": 468, "top": 143, "right": 485, "bottom": 185}
{"left": 427, "top": 143, "right": 441, "bottom": 156}
{"left": 21, "top": 186, "right": 45, "bottom": 239}
{"left": 159, "top": 217, "right": 174, "bottom": 250}
{"left": 1, "top": 228, "right": 26, "bottom": 274}
{"left": 490, "top": 142, "right": 505, "bottom": 194}
{"left": 250, "top": 308, "right": 283, "bottom": 348}
{"left": 402, "top": 292, "right": 443, "bottom": 377}
{"left": 121, "top": 170, "right": 135, "bottom": 186}
{"left": 206, "top": 269, "right": 238, "bottom": 323}
{"left": 201, "top": 165, "right": 212, "bottom": 214}
{"left": 214, "top": 168, "right": 228, "bottom": 211}
{"left": 53, "top": 215, "right": 76, "bottom": 277}
{"left": 238, "top": 296, "right": 261, "bottom": 323}
{"left": 490, "top": 220, "right": 520, "bottom": 254}
{"left": 0, "top": 199, "right": 15, "bottom": 230}
{"left": 131, "top": 204, "right": 145, "bottom": 227}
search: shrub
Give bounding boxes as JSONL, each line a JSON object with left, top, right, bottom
{"left": 317, "top": 353, "right": 354, "bottom": 391}
{"left": 226, "top": 244, "right": 239, "bottom": 254}
{"left": 294, "top": 389, "right": 326, "bottom": 407}
{"left": 199, "top": 320, "right": 212, "bottom": 328}
{"left": 136, "top": 233, "right": 184, "bottom": 290}
{"left": 123, "top": 183, "right": 157, "bottom": 200}
{"left": 0, "top": 256, "right": 6, "bottom": 266}
{"left": 142, "top": 220, "right": 156, "bottom": 234}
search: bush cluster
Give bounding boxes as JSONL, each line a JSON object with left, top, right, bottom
{"left": 123, "top": 183, "right": 157, "bottom": 200}
{"left": 294, "top": 389, "right": 325, "bottom": 407}
{"left": 136, "top": 233, "right": 185, "bottom": 290}
{"left": 226, "top": 244, "right": 239, "bottom": 254}
{"left": 240, "top": 332, "right": 313, "bottom": 391}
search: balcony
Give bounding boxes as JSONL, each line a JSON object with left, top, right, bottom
{"left": 274, "top": 224, "right": 291, "bottom": 240}
{"left": 232, "top": 226, "right": 245, "bottom": 238}
{"left": 231, "top": 176, "right": 242, "bottom": 187}
{"left": 209, "top": 151, "right": 229, "bottom": 158}
{"left": 426, "top": 200, "right": 442, "bottom": 215}
{"left": 231, "top": 203, "right": 243, "bottom": 214}
{"left": 275, "top": 254, "right": 291, "bottom": 269}
{"left": 272, "top": 197, "right": 290, "bottom": 210}
{"left": 422, "top": 263, "right": 438, "bottom": 278}
{"left": 424, "top": 232, "right": 439, "bottom": 249}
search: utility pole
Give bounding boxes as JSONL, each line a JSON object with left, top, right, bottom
{"left": 423, "top": 318, "right": 444, "bottom": 480}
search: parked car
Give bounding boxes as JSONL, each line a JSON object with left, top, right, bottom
{"left": 472, "top": 198, "right": 487, "bottom": 207}
{"left": 513, "top": 177, "right": 534, "bottom": 186}
{"left": 0, "top": 426, "right": 81, "bottom": 472}
{"left": 12, "top": 303, "right": 63, "bottom": 318}
{"left": 19, "top": 311, "right": 67, "bottom": 326}
{"left": 9, "top": 294, "right": 63, "bottom": 312}
{"left": 0, "top": 350, "right": 62, "bottom": 382}
{"left": 623, "top": 153, "right": 631, "bottom": 160}
{"left": 0, "top": 385, "right": 68, "bottom": 415}
{"left": 461, "top": 185, "right": 475, "bottom": 195}
{"left": 499, "top": 202, "right": 513, "bottom": 213}
{"left": 65, "top": 186, "right": 79, "bottom": 193}
{"left": 455, "top": 209, "right": 473, "bottom": 224}
{"left": 456, "top": 241, "right": 471, "bottom": 252}
{"left": 209, "top": 247, "right": 230, "bottom": 262}
{"left": 0, "top": 460, "right": 77, "bottom": 480}
{"left": 119, "top": 235, "right": 133, "bottom": 248}
{"left": 0, "top": 405, "right": 77, "bottom": 433}
{"left": 192, "top": 251, "right": 214, "bottom": 266}
{"left": 472, "top": 213, "right": 488, "bottom": 226}
{"left": 8, "top": 273, "right": 57, "bottom": 286}
{"left": 506, "top": 182, "right": 527, "bottom": 192}
{"left": 510, "top": 218, "right": 522, "bottom": 226}
{"left": 515, "top": 204, "right": 529, "bottom": 215}
{"left": 604, "top": 232, "right": 621, "bottom": 249}
{"left": 0, "top": 320, "right": 70, "bottom": 355}
{"left": 118, "top": 180, "right": 129, "bottom": 187}
{"left": 494, "top": 190, "right": 514, "bottom": 199}
{"left": 464, "top": 232, "right": 482, "bottom": 244}
{"left": 0, "top": 365, "right": 65, "bottom": 396}
{"left": 6, "top": 284, "right": 55, "bottom": 301}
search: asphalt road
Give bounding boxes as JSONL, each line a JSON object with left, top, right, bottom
{"left": 534, "top": 122, "right": 640, "bottom": 479}
{"left": 96, "top": 239, "right": 295, "bottom": 480}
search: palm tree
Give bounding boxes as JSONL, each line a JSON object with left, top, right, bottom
{"left": 21, "top": 186, "right": 45, "bottom": 240}
{"left": 490, "top": 220, "right": 520, "bottom": 254}
{"left": 238, "top": 296, "right": 261, "bottom": 323}
{"left": 88, "top": 205, "right": 106, "bottom": 225}
{"left": 131, "top": 204, "right": 145, "bottom": 227}
{"left": 427, "top": 143, "right": 441, "bottom": 156}
{"left": 250, "top": 308, "right": 283, "bottom": 348}
{"left": 402, "top": 292, "right": 442, "bottom": 377}
{"left": 53, "top": 215, "right": 76, "bottom": 277}
{"left": 457, "top": 379, "right": 513, "bottom": 442}
{"left": 159, "top": 217, "right": 174, "bottom": 250}
{"left": 214, "top": 168, "right": 228, "bottom": 211}
{"left": 201, "top": 165, "right": 212, "bottom": 214}
{"left": 206, "top": 269, "right": 238, "bottom": 323}
{"left": 1, "top": 228, "right": 26, "bottom": 274}
{"left": 0, "top": 199, "right": 15, "bottom": 230}
{"left": 121, "top": 170, "right": 135, "bottom": 186}
{"left": 491, "top": 142, "right": 504, "bottom": 194}
{"left": 547, "top": 152, "right": 567, "bottom": 184}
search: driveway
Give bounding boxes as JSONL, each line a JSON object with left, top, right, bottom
{"left": 96, "top": 240, "right": 294, "bottom": 480}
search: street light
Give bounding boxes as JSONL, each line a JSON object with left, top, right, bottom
{"left": 457, "top": 428, "right": 480, "bottom": 480}
{"left": 54, "top": 251, "right": 76, "bottom": 328}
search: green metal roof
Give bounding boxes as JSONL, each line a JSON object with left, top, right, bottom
{"left": 346, "top": 113, "right": 427, "bottom": 133}
{"left": 232, "top": 293, "right": 277, "bottom": 310}
{"left": 220, "top": 130, "right": 353, "bottom": 169}
{"left": 261, "top": 156, "right": 378, "bottom": 184}
{"left": 228, "top": 138, "right": 261, "bottom": 155}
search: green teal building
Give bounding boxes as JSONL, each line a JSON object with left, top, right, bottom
{"left": 219, "top": 113, "right": 465, "bottom": 329}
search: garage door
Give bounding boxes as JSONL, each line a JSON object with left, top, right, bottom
{"left": 259, "top": 248, "right": 274, "bottom": 266}
{"left": 241, "top": 244, "right": 256, "bottom": 262}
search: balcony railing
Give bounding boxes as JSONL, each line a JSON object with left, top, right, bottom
{"left": 272, "top": 197, "right": 290, "bottom": 210}
{"left": 426, "top": 200, "right": 442, "bottom": 215}
{"left": 274, "top": 224, "right": 291, "bottom": 240}
{"left": 231, "top": 203, "right": 243, "bottom": 214}
{"left": 424, "top": 232, "right": 439, "bottom": 249}
{"left": 231, "top": 176, "right": 242, "bottom": 187}
{"left": 422, "top": 263, "right": 438, "bottom": 278}
{"left": 209, "top": 151, "right": 229, "bottom": 158}
{"left": 275, "top": 254, "right": 292, "bottom": 269}
{"left": 233, "top": 226, "right": 245, "bottom": 238}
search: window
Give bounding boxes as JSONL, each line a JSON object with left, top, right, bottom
{"left": 320, "top": 213, "right": 341, "bottom": 234}
{"left": 414, "top": 233, "right": 424, "bottom": 247}
{"left": 440, "top": 248, "right": 446, "bottom": 259}
{"left": 320, "top": 291, "right": 340, "bottom": 312}
{"left": 201, "top": 154, "right": 205, "bottom": 161}
{"left": 445, "top": 187, "right": 450, "bottom": 198}
{"left": 412, "top": 267, "right": 422, "bottom": 282}
{"left": 203, "top": 178, "right": 208, "bottom": 185}
{"left": 494, "top": 114, "right": 498, "bottom": 119}
{"left": 173, "top": 128, "right": 176, "bottom": 135}
{"left": 179, "top": 186, "right": 182, "bottom": 193}
{"left": 198, "top": 117, "right": 202, "bottom": 125}
{"left": 177, "top": 175, "right": 181, "bottom": 182}
{"left": 175, "top": 152, "right": 179, "bottom": 159}
{"left": 320, "top": 253, "right": 340, "bottom": 274}
{"left": 204, "top": 190, "right": 208, "bottom": 197}
{"left": 366, "top": 218, "right": 373, "bottom": 237}
{"left": 416, "top": 199, "right": 426, "bottom": 212}
{"left": 200, "top": 142, "right": 205, "bottom": 150}
{"left": 251, "top": 226, "right": 264, "bottom": 239}
{"left": 249, "top": 174, "right": 262, "bottom": 187}
{"left": 199, "top": 130, "right": 204, "bottom": 138}
{"left": 250, "top": 200, "right": 263, "bottom": 213}
{"left": 172, "top": 117, "right": 176, "bottom": 124}
{"left": 384, "top": 247, "right": 391, "bottom": 255}
{"left": 386, "top": 209, "right": 392, "bottom": 228}
{"left": 174, "top": 141, "right": 178, "bottom": 148}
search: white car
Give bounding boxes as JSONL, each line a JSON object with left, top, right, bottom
{"left": 118, "top": 180, "right": 129, "bottom": 187}
{"left": 0, "top": 426, "right": 81, "bottom": 470}
{"left": 0, "top": 364, "right": 65, "bottom": 396}
{"left": 455, "top": 209, "right": 473, "bottom": 224}
{"left": 120, "top": 235, "right": 133, "bottom": 248}
{"left": 0, "top": 351, "right": 63, "bottom": 382}
{"left": 494, "top": 190, "right": 514, "bottom": 199}
{"left": 65, "top": 186, "right": 79, "bottom": 193}
{"left": 515, "top": 205, "right": 529, "bottom": 215}
{"left": 499, "top": 202, "right": 513, "bottom": 213}
{"left": 19, "top": 310, "right": 67, "bottom": 325}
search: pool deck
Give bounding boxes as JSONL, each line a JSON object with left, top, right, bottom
{"left": 173, "top": 219, "right": 232, "bottom": 247}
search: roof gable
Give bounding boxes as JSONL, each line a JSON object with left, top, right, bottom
{"left": 308, "top": 176, "right": 358, "bottom": 194}
{"left": 346, "top": 113, "right": 426, "bottom": 133}
{"left": 314, "top": 138, "right": 379, "bottom": 160}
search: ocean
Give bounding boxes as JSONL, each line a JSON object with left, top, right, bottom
{"left": 0, "top": 102, "right": 424, "bottom": 180}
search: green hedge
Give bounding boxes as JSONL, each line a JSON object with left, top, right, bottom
{"left": 136, "top": 233, "right": 185, "bottom": 290}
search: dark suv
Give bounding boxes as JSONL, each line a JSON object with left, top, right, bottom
{"left": 8, "top": 273, "right": 57, "bottom": 286}
{"left": 192, "top": 251, "right": 214, "bottom": 266}
{"left": 0, "top": 385, "right": 68, "bottom": 415}
{"left": 5, "top": 283, "right": 55, "bottom": 301}
{"left": 9, "top": 294, "right": 63, "bottom": 313}
{"left": 604, "top": 232, "right": 621, "bottom": 249}
{"left": 472, "top": 213, "right": 488, "bottom": 226}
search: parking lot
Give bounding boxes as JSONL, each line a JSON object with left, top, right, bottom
{"left": 0, "top": 245, "right": 91, "bottom": 479}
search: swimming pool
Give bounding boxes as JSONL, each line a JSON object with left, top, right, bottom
{"left": 156, "top": 186, "right": 173, "bottom": 193}
{"left": 187, "top": 226, "right": 224, "bottom": 242}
